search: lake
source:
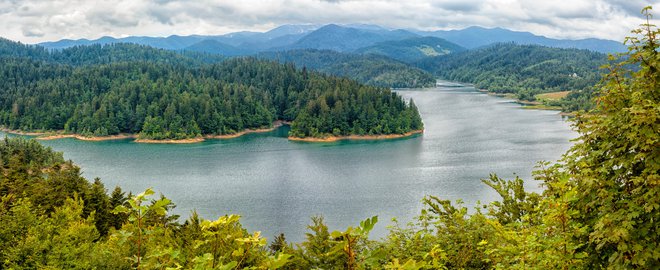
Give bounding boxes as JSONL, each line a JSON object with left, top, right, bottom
{"left": 0, "top": 84, "right": 577, "bottom": 242}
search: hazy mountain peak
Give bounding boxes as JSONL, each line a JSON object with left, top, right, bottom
{"left": 342, "top": 23, "right": 389, "bottom": 31}
{"left": 265, "top": 24, "right": 320, "bottom": 36}
{"left": 286, "top": 24, "right": 419, "bottom": 52}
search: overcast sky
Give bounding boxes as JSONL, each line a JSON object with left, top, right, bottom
{"left": 1, "top": 0, "right": 658, "bottom": 44}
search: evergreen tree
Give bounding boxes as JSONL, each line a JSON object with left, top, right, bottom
{"left": 108, "top": 186, "right": 128, "bottom": 230}
{"left": 269, "top": 233, "right": 288, "bottom": 254}
{"left": 85, "top": 178, "right": 111, "bottom": 236}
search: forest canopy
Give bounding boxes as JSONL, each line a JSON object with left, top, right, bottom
{"left": 0, "top": 40, "right": 423, "bottom": 140}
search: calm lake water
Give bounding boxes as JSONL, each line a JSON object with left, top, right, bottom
{"left": 1, "top": 85, "right": 577, "bottom": 242}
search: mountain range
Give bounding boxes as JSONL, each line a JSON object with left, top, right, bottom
{"left": 416, "top": 26, "right": 626, "bottom": 53}
{"left": 37, "top": 24, "right": 625, "bottom": 55}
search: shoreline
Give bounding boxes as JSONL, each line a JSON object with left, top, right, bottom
{"left": 478, "top": 89, "right": 564, "bottom": 112}
{"left": 288, "top": 129, "right": 423, "bottom": 143}
{"left": 1, "top": 121, "right": 289, "bottom": 144}
{"left": 134, "top": 137, "right": 205, "bottom": 144}
{"left": 39, "top": 133, "right": 137, "bottom": 141}
{"left": 0, "top": 127, "right": 138, "bottom": 141}
{"left": 0, "top": 128, "right": 46, "bottom": 136}
{"left": 3, "top": 123, "right": 423, "bottom": 144}
{"left": 205, "top": 120, "right": 288, "bottom": 140}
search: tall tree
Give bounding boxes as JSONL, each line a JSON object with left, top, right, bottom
{"left": 562, "top": 7, "right": 660, "bottom": 268}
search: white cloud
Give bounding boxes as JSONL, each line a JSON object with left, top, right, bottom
{"left": 0, "top": 0, "right": 658, "bottom": 44}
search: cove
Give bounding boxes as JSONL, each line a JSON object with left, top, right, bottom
{"left": 0, "top": 84, "right": 577, "bottom": 242}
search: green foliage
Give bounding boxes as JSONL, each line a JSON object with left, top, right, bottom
{"left": 108, "top": 186, "right": 129, "bottom": 231}
{"left": 269, "top": 233, "right": 288, "bottom": 254}
{"left": 297, "top": 216, "right": 342, "bottom": 269}
{"left": 421, "top": 197, "right": 493, "bottom": 269}
{"left": 481, "top": 174, "right": 541, "bottom": 225}
{"left": 0, "top": 196, "right": 100, "bottom": 269}
{"left": 112, "top": 188, "right": 172, "bottom": 269}
{"left": 561, "top": 88, "right": 596, "bottom": 112}
{"left": 559, "top": 7, "right": 660, "bottom": 268}
{"left": 327, "top": 216, "right": 379, "bottom": 270}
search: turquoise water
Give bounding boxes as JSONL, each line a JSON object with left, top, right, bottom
{"left": 1, "top": 85, "right": 577, "bottom": 242}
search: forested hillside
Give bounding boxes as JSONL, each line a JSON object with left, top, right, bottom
{"left": 417, "top": 43, "right": 608, "bottom": 110}
{"left": 0, "top": 38, "right": 225, "bottom": 66}
{"left": 355, "top": 36, "right": 465, "bottom": 63}
{"left": 183, "top": 40, "right": 248, "bottom": 56}
{"left": 260, "top": 49, "right": 436, "bottom": 88}
{"left": 0, "top": 41, "right": 423, "bottom": 140}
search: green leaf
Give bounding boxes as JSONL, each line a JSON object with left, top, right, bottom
{"left": 217, "top": 261, "right": 238, "bottom": 270}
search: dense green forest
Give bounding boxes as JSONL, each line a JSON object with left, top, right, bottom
{"left": 259, "top": 49, "right": 436, "bottom": 88}
{"left": 416, "top": 43, "right": 608, "bottom": 111}
{"left": 354, "top": 36, "right": 465, "bottom": 63}
{"left": 0, "top": 38, "right": 226, "bottom": 66}
{"left": 0, "top": 12, "right": 658, "bottom": 269}
{"left": 0, "top": 40, "right": 423, "bottom": 140}
{"left": 1, "top": 38, "right": 433, "bottom": 89}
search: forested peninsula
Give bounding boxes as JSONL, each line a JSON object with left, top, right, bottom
{"left": 0, "top": 39, "right": 423, "bottom": 142}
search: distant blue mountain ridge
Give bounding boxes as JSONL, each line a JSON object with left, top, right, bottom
{"left": 414, "top": 26, "right": 625, "bottom": 53}
{"left": 37, "top": 24, "right": 625, "bottom": 55}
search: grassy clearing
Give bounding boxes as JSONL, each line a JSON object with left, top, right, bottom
{"left": 536, "top": 91, "right": 570, "bottom": 101}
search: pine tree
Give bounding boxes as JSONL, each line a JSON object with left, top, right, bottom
{"left": 108, "top": 186, "right": 127, "bottom": 230}
{"left": 85, "top": 178, "right": 111, "bottom": 236}
{"left": 269, "top": 233, "right": 288, "bottom": 254}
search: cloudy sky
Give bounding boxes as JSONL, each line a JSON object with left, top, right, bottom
{"left": 1, "top": 0, "right": 658, "bottom": 44}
